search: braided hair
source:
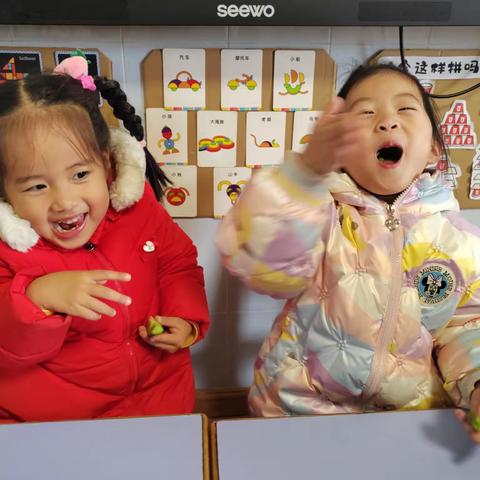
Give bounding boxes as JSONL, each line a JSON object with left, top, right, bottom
{"left": 0, "top": 72, "right": 170, "bottom": 200}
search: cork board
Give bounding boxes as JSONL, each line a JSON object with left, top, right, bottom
{"left": 0, "top": 46, "right": 117, "bottom": 127}
{"left": 141, "top": 48, "right": 336, "bottom": 217}
{"left": 374, "top": 49, "right": 480, "bottom": 209}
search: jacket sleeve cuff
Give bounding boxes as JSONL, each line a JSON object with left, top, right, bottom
{"left": 458, "top": 370, "right": 480, "bottom": 405}
{"left": 279, "top": 151, "right": 330, "bottom": 191}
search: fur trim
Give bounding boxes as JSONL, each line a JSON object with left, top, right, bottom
{"left": 0, "top": 128, "right": 146, "bottom": 252}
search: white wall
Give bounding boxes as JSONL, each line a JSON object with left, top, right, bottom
{"left": 2, "top": 25, "right": 480, "bottom": 388}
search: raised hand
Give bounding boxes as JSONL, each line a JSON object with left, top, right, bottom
{"left": 26, "top": 270, "right": 132, "bottom": 321}
{"left": 300, "top": 96, "right": 371, "bottom": 175}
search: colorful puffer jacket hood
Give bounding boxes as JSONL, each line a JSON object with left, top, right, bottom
{"left": 216, "top": 156, "right": 480, "bottom": 417}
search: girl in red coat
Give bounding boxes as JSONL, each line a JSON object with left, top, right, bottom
{"left": 0, "top": 54, "right": 209, "bottom": 422}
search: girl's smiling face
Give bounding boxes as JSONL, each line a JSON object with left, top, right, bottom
{"left": 343, "top": 71, "right": 440, "bottom": 196}
{"left": 3, "top": 129, "right": 110, "bottom": 250}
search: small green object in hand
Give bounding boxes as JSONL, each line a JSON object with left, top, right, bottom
{"left": 147, "top": 316, "right": 164, "bottom": 336}
{"left": 467, "top": 411, "right": 480, "bottom": 432}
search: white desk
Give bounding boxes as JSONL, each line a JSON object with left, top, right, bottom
{"left": 214, "top": 410, "right": 479, "bottom": 479}
{"left": 0, "top": 414, "right": 207, "bottom": 480}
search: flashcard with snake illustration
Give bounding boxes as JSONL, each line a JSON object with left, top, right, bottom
{"left": 273, "top": 50, "right": 315, "bottom": 111}
{"left": 197, "top": 110, "right": 238, "bottom": 167}
{"left": 146, "top": 108, "right": 188, "bottom": 164}
{"left": 221, "top": 49, "right": 263, "bottom": 111}
{"left": 163, "top": 48, "right": 206, "bottom": 110}
{"left": 246, "top": 111, "right": 286, "bottom": 167}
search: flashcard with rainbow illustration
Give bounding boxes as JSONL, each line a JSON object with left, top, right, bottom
{"left": 221, "top": 49, "right": 263, "bottom": 111}
{"left": 214, "top": 167, "right": 252, "bottom": 217}
{"left": 0, "top": 50, "right": 42, "bottom": 83}
{"left": 146, "top": 108, "right": 188, "bottom": 165}
{"left": 292, "top": 110, "right": 322, "bottom": 153}
{"left": 246, "top": 111, "right": 286, "bottom": 167}
{"left": 273, "top": 50, "right": 315, "bottom": 111}
{"left": 436, "top": 154, "right": 461, "bottom": 190}
{"left": 470, "top": 146, "right": 480, "bottom": 199}
{"left": 197, "top": 110, "right": 237, "bottom": 167}
{"left": 161, "top": 165, "right": 197, "bottom": 217}
{"left": 440, "top": 100, "right": 477, "bottom": 149}
{"left": 163, "top": 49, "right": 206, "bottom": 110}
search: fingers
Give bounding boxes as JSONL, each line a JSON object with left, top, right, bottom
{"left": 138, "top": 326, "right": 179, "bottom": 354}
{"left": 323, "top": 96, "right": 346, "bottom": 116}
{"left": 90, "top": 284, "right": 132, "bottom": 306}
{"left": 455, "top": 409, "right": 480, "bottom": 443}
{"left": 89, "top": 270, "right": 131, "bottom": 283}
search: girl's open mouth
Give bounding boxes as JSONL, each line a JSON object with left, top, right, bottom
{"left": 376, "top": 145, "right": 403, "bottom": 168}
{"left": 51, "top": 213, "right": 87, "bottom": 238}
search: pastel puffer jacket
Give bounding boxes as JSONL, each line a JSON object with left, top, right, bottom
{"left": 216, "top": 156, "right": 480, "bottom": 417}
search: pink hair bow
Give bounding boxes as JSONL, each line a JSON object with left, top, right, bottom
{"left": 53, "top": 56, "right": 96, "bottom": 91}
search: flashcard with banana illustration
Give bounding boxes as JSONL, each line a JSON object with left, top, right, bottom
{"left": 214, "top": 167, "right": 252, "bottom": 217}
{"left": 292, "top": 110, "right": 322, "bottom": 153}
{"left": 163, "top": 48, "right": 206, "bottom": 110}
{"left": 221, "top": 49, "right": 263, "bottom": 111}
{"left": 246, "top": 111, "right": 286, "bottom": 167}
{"left": 145, "top": 108, "right": 188, "bottom": 164}
{"left": 273, "top": 50, "right": 315, "bottom": 111}
{"left": 197, "top": 110, "right": 238, "bottom": 167}
{"left": 161, "top": 165, "right": 197, "bottom": 217}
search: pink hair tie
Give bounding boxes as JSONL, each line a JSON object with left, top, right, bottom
{"left": 53, "top": 56, "right": 96, "bottom": 92}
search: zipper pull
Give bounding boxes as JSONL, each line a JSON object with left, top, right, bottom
{"left": 385, "top": 204, "right": 400, "bottom": 231}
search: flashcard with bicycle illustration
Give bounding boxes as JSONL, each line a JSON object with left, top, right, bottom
{"left": 273, "top": 50, "right": 316, "bottom": 111}
{"left": 161, "top": 165, "right": 197, "bottom": 217}
{"left": 221, "top": 49, "right": 263, "bottom": 111}
{"left": 246, "top": 111, "right": 286, "bottom": 167}
{"left": 213, "top": 167, "right": 252, "bottom": 218}
{"left": 197, "top": 110, "right": 238, "bottom": 167}
{"left": 163, "top": 48, "right": 206, "bottom": 110}
{"left": 146, "top": 108, "right": 188, "bottom": 165}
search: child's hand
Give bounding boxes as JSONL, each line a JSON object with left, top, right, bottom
{"left": 26, "top": 270, "right": 132, "bottom": 321}
{"left": 300, "top": 96, "right": 370, "bottom": 175}
{"left": 138, "top": 316, "right": 194, "bottom": 353}
{"left": 455, "top": 386, "right": 480, "bottom": 443}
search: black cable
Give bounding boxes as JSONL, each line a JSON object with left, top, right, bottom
{"left": 398, "top": 26, "right": 480, "bottom": 99}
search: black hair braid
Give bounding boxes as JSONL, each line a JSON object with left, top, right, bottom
{"left": 94, "top": 77, "right": 171, "bottom": 200}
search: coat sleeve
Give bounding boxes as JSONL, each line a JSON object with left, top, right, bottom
{"left": 0, "top": 263, "right": 71, "bottom": 368}
{"left": 434, "top": 235, "right": 480, "bottom": 408}
{"left": 150, "top": 190, "right": 209, "bottom": 342}
{"left": 215, "top": 153, "right": 336, "bottom": 299}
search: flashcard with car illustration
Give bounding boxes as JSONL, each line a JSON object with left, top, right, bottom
{"left": 221, "top": 49, "right": 262, "bottom": 111}
{"left": 146, "top": 108, "right": 188, "bottom": 165}
{"left": 163, "top": 48, "right": 206, "bottom": 110}
{"left": 214, "top": 167, "right": 252, "bottom": 217}
{"left": 292, "top": 110, "right": 322, "bottom": 153}
{"left": 273, "top": 50, "right": 315, "bottom": 111}
{"left": 246, "top": 111, "right": 286, "bottom": 167}
{"left": 197, "top": 110, "right": 237, "bottom": 167}
{"left": 0, "top": 50, "right": 42, "bottom": 83}
{"left": 161, "top": 165, "right": 197, "bottom": 217}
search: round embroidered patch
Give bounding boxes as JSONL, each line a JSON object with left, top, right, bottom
{"left": 414, "top": 263, "right": 456, "bottom": 305}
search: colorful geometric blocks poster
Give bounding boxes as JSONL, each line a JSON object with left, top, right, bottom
{"left": 146, "top": 108, "right": 188, "bottom": 164}
{"left": 273, "top": 50, "right": 315, "bottom": 111}
{"left": 214, "top": 167, "right": 252, "bottom": 217}
{"left": 292, "top": 110, "right": 322, "bottom": 153}
{"left": 221, "top": 49, "right": 263, "bottom": 111}
{"left": 163, "top": 48, "right": 206, "bottom": 110}
{"left": 246, "top": 111, "right": 286, "bottom": 167}
{"left": 197, "top": 110, "right": 238, "bottom": 167}
{"left": 161, "top": 165, "right": 197, "bottom": 217}
{"left": 0, "top": 50, "right": 42, "bottom": 83}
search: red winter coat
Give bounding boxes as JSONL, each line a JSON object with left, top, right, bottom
{"left": 0, "top": 182, "right": 209, "bottom": 422}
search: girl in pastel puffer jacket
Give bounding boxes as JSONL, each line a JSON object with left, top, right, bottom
{"left": 216, "top": 64, "right": 480, "bottom": 443}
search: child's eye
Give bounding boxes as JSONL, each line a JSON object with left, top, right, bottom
{"left": 25, "top": 184, "right": 46, "bottom": 192}
{"left": 73, "top": 170, "right": 90, "bottom": 181}
{"left": 399, "top": 106, "right": 417, "bottom": 111}
{"left": 360, "top": 110, "right": 374, "bottom": 115}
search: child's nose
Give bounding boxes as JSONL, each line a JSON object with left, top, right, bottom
{"left": 50, "top": 191, "right": 78, "bottom": 212}
{"left": 377, "top": 119, "right": 399, "bottom": 132}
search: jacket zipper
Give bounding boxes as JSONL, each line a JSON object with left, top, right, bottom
{"left": 83, "top": 243, "right": 138, "bottom": 394}
{"left": 362, "top": 181, "right": 415, "bottom": 401}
